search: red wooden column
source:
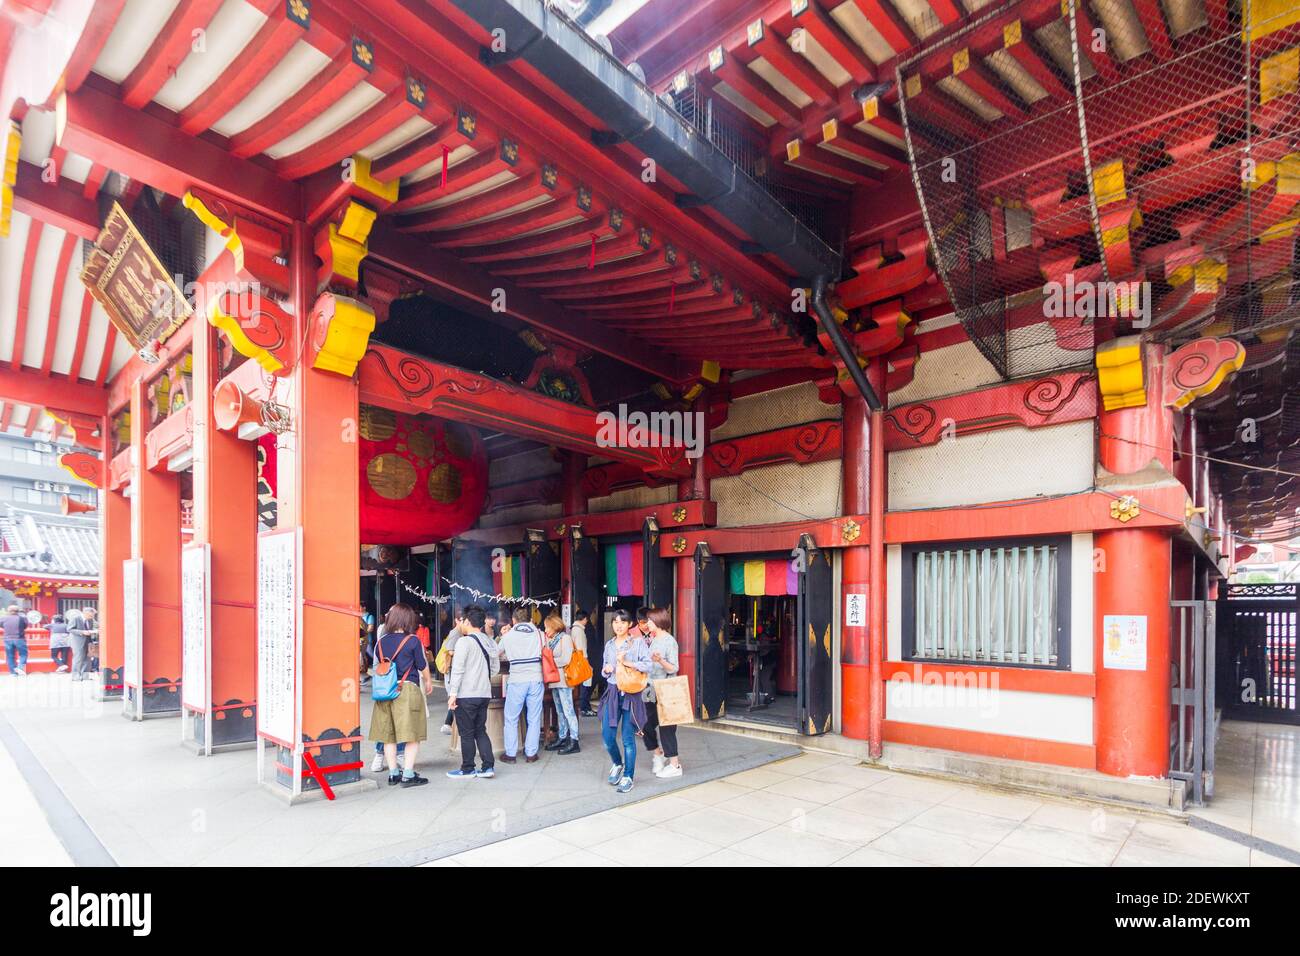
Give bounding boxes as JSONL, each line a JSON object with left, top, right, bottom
{"left": 676, "top": 554, "right": 697, "bottom": 707}
{"left": 868, "top": 400, "right": 885, "bottom": 758}
{"left": 270, "top": 221, "right": 364, "bottom": 795}
{"left": 1095, "top": 344, "right": 1174, "bottom": 777}
{"left": 129, "top": 381, "right": 183, "bottom": 718}
{"left": 190, "top": 319, "right": 258, "bottom": 750}
{"left": 97, "top": 437, "right": 130, "bottom": 700}
{"left": 840, "top": 390, "right": 870, "bottom": 740}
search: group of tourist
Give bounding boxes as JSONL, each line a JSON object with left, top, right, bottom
{"left": 1, "top": 604, "right": 97, "bottom": 679}
{"left": 365, "top": 601, "right": 683, "bottom": 794}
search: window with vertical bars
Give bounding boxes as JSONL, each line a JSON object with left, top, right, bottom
{"left": 903, "top": 537, "right": 1070, "bottom": 669}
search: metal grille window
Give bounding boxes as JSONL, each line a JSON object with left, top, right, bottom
{"left": 903, "top": 537, "right": 1071, "bottom": 669}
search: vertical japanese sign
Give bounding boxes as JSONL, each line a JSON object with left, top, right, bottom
{"left": 845, "top": 592, "right": 867, "bottom": 628}
{"left": 256, "top": 528, "right": 299, "bottom": 748}
{"left": 181, "top": 543, "right": 211, "bottom": 715}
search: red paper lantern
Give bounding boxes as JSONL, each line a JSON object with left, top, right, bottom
{"left": 358, "top": 405, "right": 487, "bottom": 545}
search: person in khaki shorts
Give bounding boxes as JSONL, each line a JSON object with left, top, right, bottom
{"left": 368, "top": 604, "right": 433, "bottom": 788}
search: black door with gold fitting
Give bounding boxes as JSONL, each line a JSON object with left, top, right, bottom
{"left": 568, "top": 527, "right": 602, "bottom": 625}
{"left": 797, "top": 541, "right": 835, "bottom": 736}
{"left": 695, "top": 543, "right": 728, "bottom": 720}
{"left": 643, "top": 517, "right": 674, "bottom": 610}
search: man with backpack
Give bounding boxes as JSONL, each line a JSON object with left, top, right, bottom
{"left": 445, "top": 605, "right": 500, "bottom": 779}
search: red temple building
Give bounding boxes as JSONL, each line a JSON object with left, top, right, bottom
{"left": 0, "top": 0, "right": 1295, "bottom": 802}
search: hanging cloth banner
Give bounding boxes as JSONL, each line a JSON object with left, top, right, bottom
{"left": 729, "top": 559, "right": 798, "bottom": 597}
{"left": 492, "top": 553, "right": 525, "bottom": 599}
{"left": 603, "top": 542, "right": 644, "bottom": 597}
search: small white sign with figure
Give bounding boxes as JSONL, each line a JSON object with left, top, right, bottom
{"left": 1103, "top": 614, "right": 1147, "bottom": 671}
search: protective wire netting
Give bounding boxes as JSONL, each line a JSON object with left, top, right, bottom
{"left": 891, "top": 0, "right": 1300, "bottom": 537}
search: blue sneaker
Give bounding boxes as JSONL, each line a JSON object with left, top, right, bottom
{"left": 475, "top": 767, "right": 495, "bottom": 779}
{"left": 445, "top": 769, "right": 476, "bottom": 780}
{"left": 606, "top": 764, "right": 623, "bottom": 786}
{"left": 616, "top": 776, "right": 634, "bottom": 794}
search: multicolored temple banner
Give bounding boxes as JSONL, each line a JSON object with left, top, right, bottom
{"left": 603, "top": 542, "right": 645, "bottom": 597}
{"left": 729, "top": 559, "right": 798, "bottom": 597}
{"left": 492, "top": 554, "right": 525, "bottom": 598}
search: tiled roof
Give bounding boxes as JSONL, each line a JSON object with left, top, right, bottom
{"left": 0, "top": 505, "right": 99, "bottom": 582}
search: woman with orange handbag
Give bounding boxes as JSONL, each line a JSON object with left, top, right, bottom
{"left": 599, "top": 609, "right": 652, "bottom": 794}
{"left": 542, "top": 613, "right": 581, "bottom": 755}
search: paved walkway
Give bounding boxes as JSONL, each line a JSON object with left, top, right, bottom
{"left": 428, "top": 722, "right": 1300, "bottom": 867}
{"left": 0, "top": 673, "right": 795, "bottom": 866}
{"left": 2, "top": 669, "right": 1296, "bottom": 867}
{"left": 0, "top": 719, "right": 72, "bottom": 866}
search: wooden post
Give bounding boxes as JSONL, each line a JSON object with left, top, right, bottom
{"left": 96, "top": 436, "right": 130, "bottom": 699}
{"left": 189, "top": 319, "right": 258, "bottom": 750}
{"left": 129, "top": 380, "right": 182, "bottom": 718}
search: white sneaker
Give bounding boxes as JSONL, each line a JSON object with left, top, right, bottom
{"left": 655, "top": 763, "right": 682, "bottom": 779}
{"left": 55, "top": 665, "right": 69, "bottom": 673}
{"left": 652, "top": 753, "right": 665, "bottom": 775}
{"left": 607, "top": 764, "right": 623, "bottom": 786}
{"left": 440, "top": 722, "right": 452, "bottom": 736}
{"left": 370, "top": 752, "right": 386, "bottom": 773}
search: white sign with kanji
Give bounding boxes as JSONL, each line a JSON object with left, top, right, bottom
{"left": 845, "top": 592, "right": 867, "bottom": 628}
{"left": 257, "top": 529, "right": 299, "bottom": 747}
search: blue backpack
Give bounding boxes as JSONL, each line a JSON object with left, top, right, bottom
{"left": 372, "top": 634, "right": 414, "bottom": 702}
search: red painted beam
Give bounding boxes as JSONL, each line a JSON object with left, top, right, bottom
{"left": 62, "top": 0, "right": 129, "bottom": 96}
{"left": 748, "top": 24, "right": 838, "bottom": 106}
{"left": 23, "top": 405, "right": 42, "bottom": 437}
{"left": 59, "top": 84, "right": 299, "bottom": 223}
{"left": 489, "top": 231, "right": 647, "bottom": 276}
{"left": 228, "top": 51, "right": 364, "bottom": 159}
{"left": 179, "top": 7, "right": 310, "bottom": 135}
{"left": 928, "top": 0, "right": 963, "bottom": 27}
{"left": 821, "top": 121, "right": 907, "bottom": 171}
{"left": 11, "top": 160, "right": 101, "bottom": 239}
{"left": 0, "top": 368, "right": 107, "bottom": 417}
{"left": 1132, "top": 0, "right": 1174, "bottom": 60}
{"left": 398, "top": 173, "right": 545, "bottom": 231}
{"left": 517, "top": 253, "right": 681, "bottom": 290}
{"left": 951, "top": 51, "right": 1028, "bottom": 122}
{"left": 366, "top": 225, "right": 687, "bottom": 382}
{"left": 369, "top": 122, "right": 466, "bottom": 182}
{"left": 11, "top": 220, "right": 43, "bottom": 372}
{"left": 1001, "top": 18, "right": 1071, "bottom": 100}
{"left": 40, "top": 233, "right": 78, "bottom": 374}
{"left": 709, "top": 51, "right": 802, "bottom": 127}
{"left": 94, "top": 325, "right": 117, "bottom": 388}
{"left": 80, "top": 162, "right": 109, "bottom": 201}
{"left": 393, "top": 149, "right": 523, "bottom": 213}
{"left": 68, "top": 291, "right": 94, "bottom": 384}
{"left": 789, "top": 0, "right": 877, "bottom": 83}
{"left": 275, "top": 85, "right": 419, "bottom": 180}
{"left": 849, "top": 0, "right": 915, "bottom": 53}
{"left": 458, "top": 208, "right": 614, "bottom": 263}
{"left": 120, "top": 0, "right": 225, "bottom": 109}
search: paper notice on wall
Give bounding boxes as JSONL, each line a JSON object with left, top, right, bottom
{"left": 845, "top": 593, "right": 867, "bottom": 628}
{"left": 1103, "top": 614, "right": 1147, "bottom": 671}
{"left": 181, "top": 544, "right": 210, "bottom": 712}
{"left": 562, "top": 603, "right": 572, "bottom": 627}
{"left": 257, "top": 529, "right": 298, "bottom": 746}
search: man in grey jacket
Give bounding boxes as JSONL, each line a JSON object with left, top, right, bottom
{"left": 445, "top": 605, "right": 500, "bottom": 779}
